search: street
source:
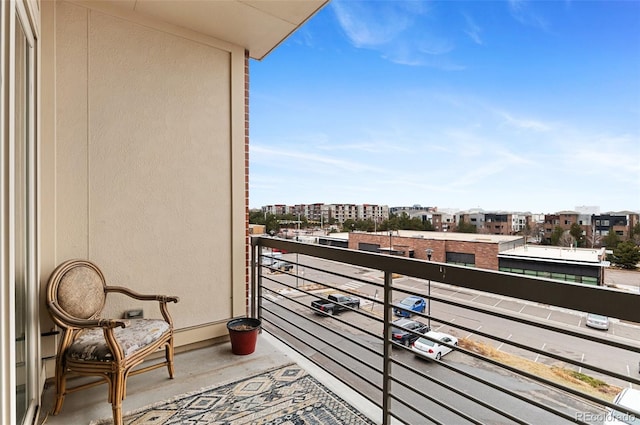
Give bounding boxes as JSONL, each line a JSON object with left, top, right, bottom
{"left": 258, "top": 253, "right": 640, "bottom": 424}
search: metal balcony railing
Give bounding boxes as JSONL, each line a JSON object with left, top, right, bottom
{"left": 251, "top": 236, "right": 640, "bottom": 425}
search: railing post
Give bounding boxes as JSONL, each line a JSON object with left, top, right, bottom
{"left": 382, "top": 270, "right": 393, "bottom": 424}
{"left": 250, "top": 237, "right": 259, "bottom": 320}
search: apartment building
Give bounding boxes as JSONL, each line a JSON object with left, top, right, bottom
{"left": 457, "top": 210, "right": 530, "bottom": 235}
{"left": 592, "top": 212, "right": 639, "bottom": 239}
{"left": 462, "top": 211, "right": 486, "bottom": 231}
{"left": 291, "top": 203, "right": 325, "bottom": 223}
{"left": 263, "top": 204, "right": 290, "bottom": 216}
{"left": 358, "top": 204, "right": 389, "bottom": 223}
{"left": 262, "top": 203, "right": 389, "bottom": 224}
{"left": 542, "top": 210, "right": 639, "bottom": 245}
{"left": 430, "top": 211, "right": 458, "bottom": 232}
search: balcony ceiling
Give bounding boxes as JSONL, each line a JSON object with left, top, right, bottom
{"left": 103, "top": 0, "right": 329, "bottom": 60}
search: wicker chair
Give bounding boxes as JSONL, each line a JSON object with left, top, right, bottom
{"left": 46, "top": 259, "right": 179, "bottom": 425}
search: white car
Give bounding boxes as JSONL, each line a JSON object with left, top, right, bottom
{"left": 586, "top": 313, "right": 610, "bottom": 330}
{"left": 604, "top": 387, "right": 640, "bottom": 424}
{"left": 411, "top": 331, "right": 458, "bottom": 361}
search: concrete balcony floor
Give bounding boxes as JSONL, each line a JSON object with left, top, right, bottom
{"left": 38, "top": 332, "right": 378, "bottom": 425}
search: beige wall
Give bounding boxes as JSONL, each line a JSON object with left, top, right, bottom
{"left": 41, "top": 1, "right": 248, "bottom": 349}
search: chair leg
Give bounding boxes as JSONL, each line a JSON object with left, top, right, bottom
{"left": 110, "top": 372, "right": 125, "bottom": 425}
{"left": 51, "top": 357, "right": 66, "bottom": 415}
{"left": 165, "top": 340, "right": 175, "bottom": 379}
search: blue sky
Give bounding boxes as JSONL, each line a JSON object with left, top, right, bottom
{"left": 249, "top": 0, "right": 640, "bottom": 214}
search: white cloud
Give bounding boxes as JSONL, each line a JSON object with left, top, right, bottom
{"left": 507, "top": 0, "right": 550, "bottom": 31}
{"left": 331, "top": 1, "right": 414, "bottom": 48}
{"left": 463, "top": 13, "right": 483, "bottom": 45}
{"left": 496, "top": 110, "right": 552, "bottom": 132}
{"left": 251, "top": 144, "right": 386, "bottom": 175}
{"left": 330, "top": 0, "right": 464, "bottom": 70}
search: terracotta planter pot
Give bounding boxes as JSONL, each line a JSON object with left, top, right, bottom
{"left": 226, "top": 318, "right": 261, "bottom": 355}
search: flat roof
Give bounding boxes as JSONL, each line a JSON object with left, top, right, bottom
{"left": 379, "top": 230, "right": 522, "bottom": 244}
{"left": 499, "top": 245, "right": 606, "bottom": 265}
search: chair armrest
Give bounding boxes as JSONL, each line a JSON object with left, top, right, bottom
{"left": 48, "top": 301, "right": 129, "bottom": 329}
{"left": 106, "top": 285, "right": 179, "bottom": 303}
{"left": 105, "top": 285, "right": 179, "bottom": 325}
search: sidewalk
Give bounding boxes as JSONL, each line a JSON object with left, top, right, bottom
{"left": 604, "top": 268, "right": 640, "bottom": 293}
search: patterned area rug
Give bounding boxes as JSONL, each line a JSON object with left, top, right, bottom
{"left": 90, "top": 363, "right": 376, "bottom": 425}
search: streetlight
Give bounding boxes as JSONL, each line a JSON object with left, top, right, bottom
{"left": 426, "top": 248, "right": 433, "bottom": 328}
{"left": 269, "top": 230, "right": 275, "bottom": 255}
{"left": 296, "top": 214, "right": 300, "bottom": 289}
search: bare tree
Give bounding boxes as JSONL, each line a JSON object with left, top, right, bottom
{"left": 559, "top": 230, "right": 576, "bottom": 247}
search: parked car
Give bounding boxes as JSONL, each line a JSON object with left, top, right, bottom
{"left": 393, "top": 296, "right": 426, "bottom": 317}
{"left": 391, "top": 318, "right": 430, "bottom": 347}
{"left": 260, "top": 251, "right": 283, "bottom": 266}
{"left": 269, "top": 260, "right": 293, "bottom": 272}
{"left": 604, "top": 387, "right": 640, "bottom": 424}
{"left": 586, "top": 313, "right": 610, "bottom": 330}
{"left": 311, "top": 293, "right": 360, "bottom": 315}
{"left": 411, "top": 331, "right": 458, "bottom": 361}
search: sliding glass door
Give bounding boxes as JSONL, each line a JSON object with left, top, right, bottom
{"left": 14, "top": 3, "right": 37, "bottom": 424}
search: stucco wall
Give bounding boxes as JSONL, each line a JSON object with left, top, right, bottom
{"left": 45, "top": 2, "right": 247, "bottom": 341}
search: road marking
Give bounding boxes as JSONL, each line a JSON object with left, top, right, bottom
{"left": 340, "top": 280, "right": 365, "bottom": 290}
{"left": 497, "top": 334, "right": 512, "bottom": 351}
{"left": 546, "top": 312, "right": 552, "bottom": 320}
{"left": 579, "top": 353, "right": 584, "bottom": 373}
{"left": 465, "top": 325, "right": 482, "bottom": 340}
{"left": 519, "top": 304, "right": 526, "bottom": 313}
{"left": 494, "top": 299, "right": 502, "bottom": 307}
{"left": 471, "top": 294, "right": 480, "bottom": 302}
{"left": 534, "top": 343, "right": 546, "bottom": 363}
{"left": 264, "top": 294, "right": 281, "bottom": 302}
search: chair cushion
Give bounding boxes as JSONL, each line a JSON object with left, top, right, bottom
{"left": 67, "top": 319, "right": 170, "bottom": 362}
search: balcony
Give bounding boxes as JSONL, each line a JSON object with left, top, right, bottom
{"left": 40, "top": 236, "right": 640, "bottom": 425}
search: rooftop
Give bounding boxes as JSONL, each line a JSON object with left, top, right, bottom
{"left": 499, "top": 245, "right": 606, "bottom": 265}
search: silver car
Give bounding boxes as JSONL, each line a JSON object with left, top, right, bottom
{"left": 586, "top": 313, "right": 609, "bottom": 330}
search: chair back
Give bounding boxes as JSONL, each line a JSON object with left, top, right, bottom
{"left": 47, "top": 259, "right": 107, "bottom": 325}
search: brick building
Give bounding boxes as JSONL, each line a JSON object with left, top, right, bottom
{"left": 348, "top": 231, "right": 523, "bottom": 271}
{"left": 347, "top": 230, "right": 606, "bottom": 285}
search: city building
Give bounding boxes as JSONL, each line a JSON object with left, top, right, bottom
{"left": 263, "top": 204, "right": 639, "bottom": 246}
{"left": 262, "top": 203, "right": 389, "bottom": 225}
{"left": 347, "top": 231, "right": 607, "bottom": 285}
{"left": 592, "top": 212, "right": 639, "bottom": 240}
{"left": 498, "top": 245, "right": 606, "bottom": 285}
{"left": 542, "top": 210, "right": 639, "bottom": 246}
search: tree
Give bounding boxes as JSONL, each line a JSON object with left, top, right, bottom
{"left": 631, "top": 222, "right": 640, "bottom": 246}
{"left": 456, "top": 219, "right": 477, "bottom": 234}
{"left": 558, "top": 231, "right": 575, "bottom": 247}
{"left": 264, "top": 214, "right": 280, "bottom": 235}
{"left": 602, "top": 230, "right": 620, "bottom": 250}
{"left": 569, "top": 223, "right": 585, "bottom": 247}
{"left": 249, "top": 210, "right": 266, "bottom": 224}
{"left": 422, "top": 219, "right": 434, "bottom": 231}
{"left": 342, "top": 219, "right": 356, "bottom": 232}
{"left": 519, "top": 223, "right": 533, "bottom": 239}
{"left": 585, "top": 231, "right": 602, "bottom": 248}
{"left": 612, "top": 241, "right": 640, "bottom": 269}
{"left": 550, "top": 226, "right": 565, "bottom": 246}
